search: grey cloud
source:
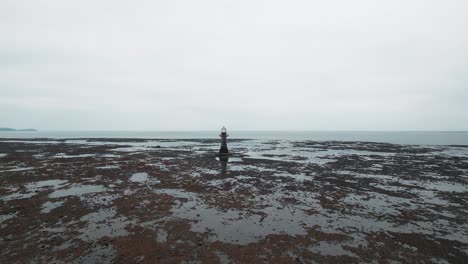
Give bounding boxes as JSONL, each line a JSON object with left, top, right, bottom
{"left": 1, "top": 0, "right": 467, "bottom": 130}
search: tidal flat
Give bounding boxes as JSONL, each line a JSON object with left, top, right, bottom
{"left": 0, "top": 138, "right": 467, "bottom": 263}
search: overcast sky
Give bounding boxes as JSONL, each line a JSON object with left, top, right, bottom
{"left": 1, "top": 0, "right": 467, "bottom": 130}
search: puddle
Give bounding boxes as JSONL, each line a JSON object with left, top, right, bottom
{"left": 198, "top": 168, "right": 219, "bottom": 175}
{"left": 85, "top": 193, "right": 119, "bottom": 206}
{"left": 343, "top": 193, "right": 412, "bottom": 215}
{"left": 113, "top": 146, "right": 150, "bottom": 152}
{"left": 208, "top": 178, "right": 237, "bottom": 187}
{"left": 159, "top": 189, "right": 317, "bottom": 244}
{"left": 53, "top": 154, "right": 95, "bottom": 158}
{"left": 129, "top": 172, "right": 160, "bottom": 185}
{"left": 1, "top": 180, "right": 68, "bottom": 202}
{"left": 0, "top": 212, "right": 17, "bottom": 223}
{"left": 49, "top": 184, "right": 108, "bottom": 198}
{"left": 272, "top": 172, "right": 314, "bottom": 181}
{"left": 424, "top": 182, "right": 468, "bottom": 193}
{"left": 96, "top": 165, "right": 120, "bottom": 169}
{"left": 229, "top": 164, "right": 275, "bottom": 172}
{"left": 1, "top": 191, "right": 37, "bottom": 201}
{"left": 2, "top": 167, "right": 35, "bottom": 172}
{"left": 130, "top": 172, "right": 149, "bottom": 183}
{"left": 27, "top": 179, "right": 68, "bottom": 189}
{"left": 100, "top": 154, "right": 121, "bottom": 158}
{"left": 235, "top": 175, "right": 256, "bottom": 180}
{"left": 190, "top": 172, "right": 201, "bottom": 177}
{"left": 309, "top": 241, "right": 358, "bottom": 257}
{"left": 78, "top": 207, "right": 133, "bottom": 241}
{"left": 214, "top": 251, "right": 233, "bottom": 263}
{"left": 41, "top": 201, "right": 65, "bottom": 214}
{"left": 215, "top": 156, "right": 243, "bottom": 162}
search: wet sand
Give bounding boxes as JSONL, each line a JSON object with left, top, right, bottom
{"left": 1, "top": 138, "right": 467, "bottom": 263}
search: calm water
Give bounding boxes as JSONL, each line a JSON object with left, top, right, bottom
{"left": 1, "top": 130, "right": 468, "bottom": 145}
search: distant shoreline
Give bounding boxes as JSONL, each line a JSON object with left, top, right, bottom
{"left": 0, "top": 128, "right": 37, "bottom": 132}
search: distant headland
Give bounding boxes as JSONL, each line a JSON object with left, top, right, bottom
{"left": 0, "top": 127, "right": 38, "bottom": 132}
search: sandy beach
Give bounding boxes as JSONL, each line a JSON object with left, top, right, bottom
{"left": 1, "top": 138, "right": 467, "bottom": 263}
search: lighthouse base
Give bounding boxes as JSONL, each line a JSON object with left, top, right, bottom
{"left": 219, "top": 145, "right": 229, "bottom": 155}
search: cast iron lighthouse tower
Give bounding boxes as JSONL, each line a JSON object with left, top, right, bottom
{"left": 219, "top": 126, "right": 229, "bottom": 155}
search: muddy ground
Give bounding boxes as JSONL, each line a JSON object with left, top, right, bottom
{"left": 0, "top": 138, "right": 467, "bottom": 263}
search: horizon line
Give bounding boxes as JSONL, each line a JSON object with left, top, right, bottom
{"left": 5, "top": 129, "right": 468, "bottom": 133}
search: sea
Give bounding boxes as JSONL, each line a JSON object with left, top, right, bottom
{"left": 1, "top": 131, "right": 468, "bottom": 146}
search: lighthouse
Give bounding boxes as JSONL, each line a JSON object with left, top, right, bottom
{"left": 219, "top": 126, "right": 229, "bottom": 155}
